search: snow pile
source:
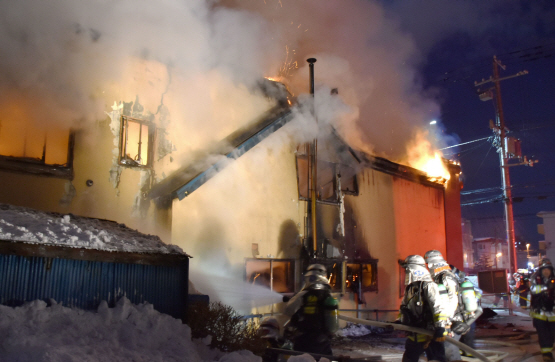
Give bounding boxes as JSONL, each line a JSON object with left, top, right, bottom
{"left": 0, "top": 297, "right": 260, "bottom": 362}
{"left": 338, "top": 323, "right": 372, "bottom": 337}
{"left": 0, "top": 203, "right": 184, "bottom": 254}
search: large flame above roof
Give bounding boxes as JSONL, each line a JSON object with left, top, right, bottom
{"left": 406, "top": 130, "right": 451, "bottom": 183}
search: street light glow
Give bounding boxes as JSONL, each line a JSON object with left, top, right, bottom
{"left": 430, "top": 120, "right": 437, "bottom": 125}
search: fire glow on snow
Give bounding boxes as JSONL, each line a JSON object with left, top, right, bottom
{"left": 0, "top": 203, "right": 184, "bottom": 254}
{"left": 0, "top": 297, "right": 325, "bottom": 362}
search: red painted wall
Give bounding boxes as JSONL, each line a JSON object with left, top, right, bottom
{"left": 444, "top": 163, "right": 464, "bottom": 269}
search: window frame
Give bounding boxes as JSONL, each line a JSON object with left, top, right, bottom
{"left": 295, "top": 152, "right": 359, "bottom": 204}
{"left": 0, "top": 131, "right": 75, "bottom": 179}
{"left": 305, "top": 258, "right": 378, "bottom": 294}
{"left": 244, "top": 258, "right": 297, "bottom": 295}
{"left": 118, "top": 115, "right": 155, "bottom": 168}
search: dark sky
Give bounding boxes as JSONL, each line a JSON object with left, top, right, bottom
{"left": 382, "top": 1, "right": 555, "bottom": 249}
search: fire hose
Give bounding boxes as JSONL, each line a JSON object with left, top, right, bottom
{"left": 339, "top": 314, "right": 496, "bottom": 362}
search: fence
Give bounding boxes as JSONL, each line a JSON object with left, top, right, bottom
{"left": 0, "top": 239, "right": 190, "bottom": 320}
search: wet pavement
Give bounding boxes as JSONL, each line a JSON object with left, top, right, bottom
{"left": 332, "top": 309, "right": 542, "bottom": 361}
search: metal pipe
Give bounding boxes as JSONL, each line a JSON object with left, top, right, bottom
{"left": 307, "top": 58, "right": 318, "bottom": 256}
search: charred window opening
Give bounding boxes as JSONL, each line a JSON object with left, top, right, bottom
{"left": 305, "top": 259, "right": 378, "bottom": 294}
{"left": 119, "top": 116, "right": 154, "bottom": 167}
{"left": 346, "top": 262, "right": 378, "bottom": 293}
{"left": 0, "top": 118, "right": 74, "bottom": 179}
{"left": 296, "top": 146, "right": 358, "bottom": 203}
{"left": 245, "top": 258, "right": 295, "bottom": 294}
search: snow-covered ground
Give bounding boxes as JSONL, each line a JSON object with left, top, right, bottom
{"left": 0, "top": 203, "right": 184, "bottom": 254}
{"left": 0, "top": 297, "right": 328, "bottom": 362}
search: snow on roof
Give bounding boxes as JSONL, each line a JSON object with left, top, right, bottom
{"left": 0, "top": 203, "right": 185, "bottom": 255}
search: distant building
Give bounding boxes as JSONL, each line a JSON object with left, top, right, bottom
{"left": 473, "top": 237, "right": 510, "bottom": 270}
{"left": 538, "top": 211, "right": 555, "bottom": 263}
{"left": 462, "top": 219, "right": 474, "bottom": 269}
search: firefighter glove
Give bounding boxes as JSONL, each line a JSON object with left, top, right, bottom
{"left": 433, "top": 327, "right": 447, "bottom": 342}
{"left": 452, "top": 322, "right": 471, "bottom": 335}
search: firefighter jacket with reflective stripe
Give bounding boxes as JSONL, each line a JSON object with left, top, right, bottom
{"left": 433, "top": 270, "right": 461, "bottom": 322}
{"left": 530, "top": 269, "right": 555, "bottom": 321}
{"left": 288, "top": 288, "right": 336, "bottom": 336}
{"left": 399, "top": 280, "right": 450, "bottom": 330}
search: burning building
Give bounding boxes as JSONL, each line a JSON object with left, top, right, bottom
{"left": 0, "top": 0, "right": 464, "bottom": 318}
{"left": 0, "top": 71, "right": 462, "bottom": 317}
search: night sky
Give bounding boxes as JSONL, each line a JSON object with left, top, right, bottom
{"left": 383, "top": 1, "right": 555, "bottom": 249}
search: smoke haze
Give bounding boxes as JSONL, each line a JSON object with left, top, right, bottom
{"left": 0, "top": 0, "right": 449, "bottom": 162}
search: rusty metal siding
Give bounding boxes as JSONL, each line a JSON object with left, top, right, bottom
{"left": 0, "top": 254, "right": 188, "bottom": 320}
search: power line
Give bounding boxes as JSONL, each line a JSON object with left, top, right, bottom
{"left": 440, "top": 136, "right": 491, "bottom": 150}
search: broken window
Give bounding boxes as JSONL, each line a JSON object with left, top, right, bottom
{"left": 296, "top": 145, "right": 358, "bottom": 203}
{"left": 119, "top": 116, "right": 154, "bottom": 167}
{"left": 245, "top": 258, "right": 295, "bottom": 294}
{"left": 345, "top": 261, "right": 378, "bottom": 293}
{"left": 0, "top": 116, "right": 74, "bottom": 179}
{"left": 305, "top": 259, "right": 378, "bottom": 294}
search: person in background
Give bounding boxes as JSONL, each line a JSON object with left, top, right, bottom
{"left": 283, "top": 264, "right": 339, "bottom": 356}
{"left": 398, "top": 255, "right": 449, "bottom": 362}
{"left": 517, "top": 273, "right": 531, "bottom": 308}
{"left": 424, "top": 250, "right": 462, "bottom": 361}
{"left": 530, "top": 258, "right": 555, "bottom": 362}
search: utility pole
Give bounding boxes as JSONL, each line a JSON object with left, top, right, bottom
{"left": 474, "top": 56, "right": 529, "bottom": 275}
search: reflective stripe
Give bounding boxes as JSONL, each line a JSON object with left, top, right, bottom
{"left": 532, "top": 285, "right": 544, "bottom": 294}
{"left": 530, "top": 311, "right": 555, "bottom": 321}
{"left": 542, "top": 347, "right": 553, "bottom": 353}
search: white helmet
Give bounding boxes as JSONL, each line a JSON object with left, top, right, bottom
{"left": 258, "top": 317, "right": 280, "bottom": 339}
{"left": 424, "top": 250, "right": 445, "bottom": 266}
{"left": 402, "top": 255, "right": 432, "bottom": 285}
{"left": 303, "top": 264, "right": 329, "bottom": 289}
{"left": 425, "top": 250, "right": 451, "bottom": 278}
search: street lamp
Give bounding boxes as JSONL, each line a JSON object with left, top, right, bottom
{"left": 526, "top": 243, "right": 530, "bottom": 257}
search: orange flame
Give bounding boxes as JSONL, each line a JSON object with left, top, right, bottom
{"left": 407, "top": 130, "right": 450, "bottom": 183}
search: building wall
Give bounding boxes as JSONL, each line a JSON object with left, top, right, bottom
{"left": 444, "top": 164, "right": 463, "bottom": 268}
{"left": 538, "top": 212, "right": 555, "bottom": 263}
{"left": 170, "top": 134, "right": 305, "bottom": 281}
{"left": 170, "top": 139, "right": 451, "bottom": 314}
{"left": 0, "top": 121, "right": 168, "bottom": 240}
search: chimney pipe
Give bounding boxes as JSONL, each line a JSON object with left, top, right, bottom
{"left": 307, "top": 58, "right": 317, "bottom": 95}
{"left": 307, "top": 58, "right": 318, "bottom": 257}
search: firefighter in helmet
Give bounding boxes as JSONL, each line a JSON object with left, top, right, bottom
{"left": 424, "top": 250, "right": 463, "bottom": 361}
{"left": 450, "top": 265, "right": 483, "bottom": 356}
{"left": 398, "top": 255, "right": 449, "bottom": 362}
{"left": 283, "top": 264, "right": 339, "bottom": 356}
{"left": 258, "top": 316, "right": 285, "bottom": 362}
{"left": 530, "top": 258, "right": 555, "bottom": 361}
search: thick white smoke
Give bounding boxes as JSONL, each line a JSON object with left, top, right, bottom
{"left": 0, "top": 0, "right": 446, "bottom": 161}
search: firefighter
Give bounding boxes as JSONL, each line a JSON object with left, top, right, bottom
{"left": 451, "top": 265, "right": 483, "bottom": 355}
{"left": 517, "top": 273, "right": 531, "bottom": 308}
{"left": 530, "top": 258, "right": 555, "bottom": 361}
{"left": 398, "top": 255, "right": 449, "bottom": 362}
{"left": 424, "top": 250, "right": 462, "bottom": 361}
{"left": 283, "top": 264, "right": 339, "bottom": 356}
{"left": 258, "top": 317, "right": 285, "bottom": 362}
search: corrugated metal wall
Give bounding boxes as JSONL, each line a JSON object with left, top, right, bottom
{"left": 0, "top": 254, "right": 188, "bottom": 320}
